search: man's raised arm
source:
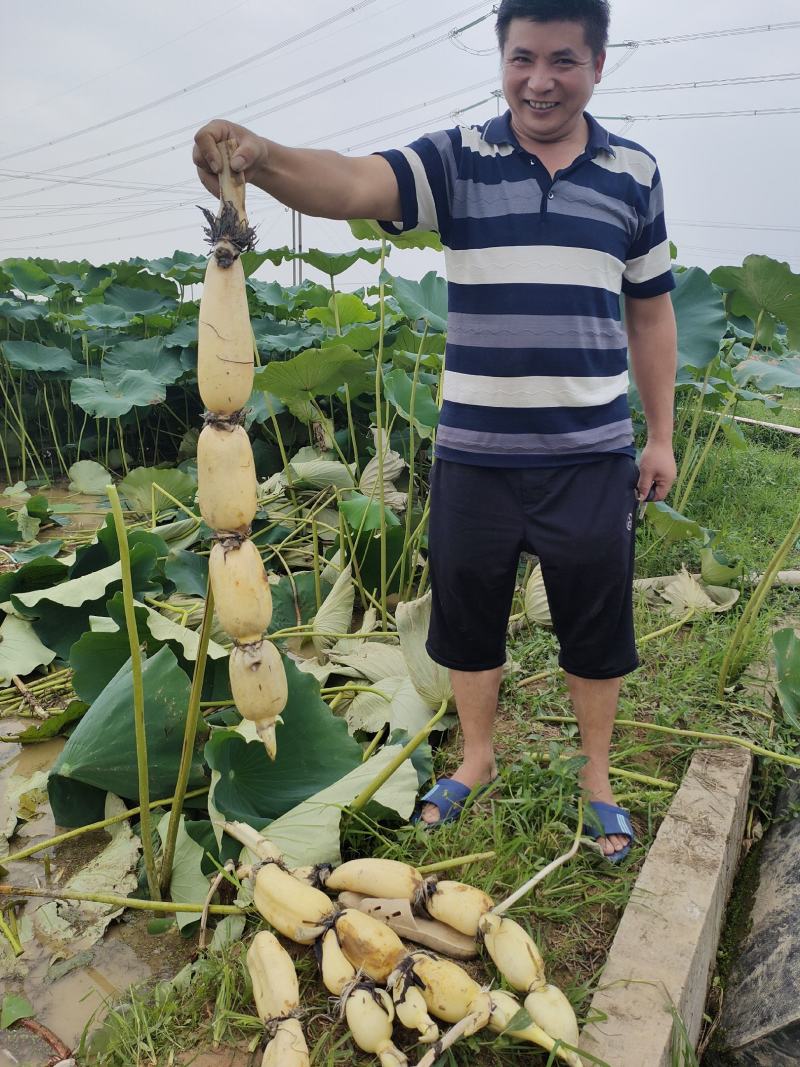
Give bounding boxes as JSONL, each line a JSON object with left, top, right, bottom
{"left": 193, "top": 119, "right": 401, "bottom": 223}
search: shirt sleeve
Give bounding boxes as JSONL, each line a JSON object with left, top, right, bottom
{"left": 373, "top": 128, "right": 460, "bottom": 244}
{"left": 622, "top": 164, "right": 676, "bottom": 299}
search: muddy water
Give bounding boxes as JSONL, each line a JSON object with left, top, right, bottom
{"left": 1, "top": 733, "right": 197, "bottom": 1062}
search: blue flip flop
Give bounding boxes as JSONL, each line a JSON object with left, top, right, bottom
{"left": 412, "top": 777, "right": 496, "bottom": 828}
{"left": 585, "top": 801, "right": 635, "bottom": 864}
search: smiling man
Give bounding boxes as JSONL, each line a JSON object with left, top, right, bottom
{"left": 193, "top": 0, "right": 678, "bottom": 860}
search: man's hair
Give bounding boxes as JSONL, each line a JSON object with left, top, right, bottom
{"left": 495, "top": 0, "right": 611, "bottom": 57}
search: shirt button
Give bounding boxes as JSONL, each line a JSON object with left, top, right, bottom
{"left": 548, "top": 192, "right": 555, "bottom": 199}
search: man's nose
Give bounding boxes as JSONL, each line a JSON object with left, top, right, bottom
{"left": 527, "top": 67, "right": 555, "bottom": 93}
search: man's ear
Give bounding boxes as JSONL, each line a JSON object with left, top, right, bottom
{"left": 594, "top": 49, "right": 606, "bottom": 83}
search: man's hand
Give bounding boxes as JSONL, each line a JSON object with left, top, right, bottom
{"left": 193, "top": 119, "right": 268, "bottom": 198}
{"left": 636, "top": 439, "right": 676, "bottom": 503}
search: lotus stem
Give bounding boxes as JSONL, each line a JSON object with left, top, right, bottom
{"left": 672, "top": 358, "right": 715, "bottom": 504}
{"left": 1, "top": 787, "right": 209, "bottom": 865}
{"left": 538, "top": 714, "right": 800, "bottom": 769}
{"left": 519, "top": 607, "right": 697, "bottom": 687}
{"left": 417, "top": 851, "right": 496, "bottom": 875}
{"left": 415, "top": 1010, "right": 486, "bottom": 1067}
{"left": 718, "top": 503, "right": 800, "bottom": 695}
{"left": 160, "top": 581, "right": 215, "bottom": 894}
{"left": 0, "top": 884, "right": 245, "bottom": 916}
{"left": 528, "top": 751, "right": 675, "bottom": 791}
{"left": 492, "top": 798, "right": 584, "bottom": 916}
{"left": 0, "top": 911, "right": 22, "bottom": 955}
{"left": 350, "top": 698, "right": 448, "bottom": 812}
{"left": 375, "top": 238, "right": 389, "bottom": 628}
{"left": 107, "top": 483, "right": 160, "bottom": 902}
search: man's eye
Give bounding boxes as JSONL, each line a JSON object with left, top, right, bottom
{"left": 556, "top": 59, "right": 576, "bottom": 66}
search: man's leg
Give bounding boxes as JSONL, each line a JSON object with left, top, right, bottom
{"left": 419, "top": 666, "right": 502, "bottom": 826}
{"left": 565, "top": 673, "right": 629, "bottom": 855}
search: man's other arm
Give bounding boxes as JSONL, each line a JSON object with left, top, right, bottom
{"left": 625, "top": 291, "right": 678, "bottom": 502}
{"left": 193, "top": 119, "right": 401, "bottom": 222}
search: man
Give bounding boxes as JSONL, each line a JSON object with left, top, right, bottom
{"left": 194, "top": 0, "right": 678, "bottom": 860}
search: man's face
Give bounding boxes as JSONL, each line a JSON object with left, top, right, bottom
{"left": 501, "top": 18, "right": 605, "bottom": 148}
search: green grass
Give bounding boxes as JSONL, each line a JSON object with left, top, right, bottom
{"left": 82, "top": 409, "right": 800, "bottom": 1066}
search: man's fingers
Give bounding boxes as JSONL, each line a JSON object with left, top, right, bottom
{"left": 196, "top": 167, "right": 220, "bottom": 199}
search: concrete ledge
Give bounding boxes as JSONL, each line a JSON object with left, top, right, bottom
{"left": 579, "top": 746, "right": 752, "bottom": 1067}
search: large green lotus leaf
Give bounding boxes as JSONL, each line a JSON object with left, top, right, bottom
{"left": 71, "top": 629, "right": 144, "bottom": 704}
{"left": 165, "top": 548, "right": 208, "bottom": 596}
{"left": 388, "top": 324, "right": 446, "bottom": 357}
{"left": 0, "top": 554, "right": 69, "bottom": 605}
{"left": 248, "top": 278, "right": 290, "bottom": 309}
{"left": 71, "top": 368, "right": 165, "bottom": 417}
{"left": 668, "top": 267, "right": 727, "bottom": 374}
{"left": 383, "top": 271, "right": 447, "bottom": 332}
{"left": 734, "top": 356, "right": 800, "bottom": 392}
{"left": 164, "top": 321, "right": 198, "bottom": 349}
{"left": 0, "top": 340, "right": 80, "bottom": 375}
{"left": 48, "top": 645, "right": 203, "bottom": 827}
{"left": 349, "top": 219, "right": 443, "bottom": 252}
{"left": 14, "top": 543, "right": 160, "bottom": 660}
{"left": 307, "top": 293, "right": 376, "bottom": 329}
{"left": 0, "top": 298, "right": 49, "bottom": 322}
{"left": 68, "top": 460, "right": 112, "bottom": 496}
{"left": 383, "top": 366, "right": 440, "bottom": 439}
{"left": 266, "top": 572, "right": 325, "bottom": 634}
{"left": 300, "top": 247, "right": 383, "bottom": 277}
{"left": 321, "top": 322, "right": 382, "bottom": 352}
{"left": 643, "top": 502, "right": 708, "bottom": 543}
{"left": 339, "top": 525, "right": 409, "bottom": 598}
{"left": 80, "top": 304, "right": 134, "bottom": 329}
{"left": 77, "top": 265, "right": 114, "bottom": 295}
{"left": 205, "top": 655, "right": 362, "bottom": 829}
{"left": 104, "top": 339, "right": 183, "bottom": 385}
{"left": 252, "top": 317, "right": 325, "bottom": 355}
{"left": 774, "top": 627, "right": 800, "bottom": 732}
{"left": 139, "top": 251, "right": 207, "bottom": 285}
{"left": 11, "top": 541, "right": 63, "bottom": 563}
{"left": 711, "top": 256, "right": 800, "bottom": 349}
{"left": 254, "top": 344, "right": 369, "bottom": 400}
{"left": 0, "top": 616, "right": 56, "bottom": 685}
{"left": 261, "top": 744, "right": 418, "bottom": 866}
{"left": 286, "top": 281, "right": 331, "bottom": 312}
{"left": 339, "top": 493, "right": 401, "bottom": 533}
{"left": 241, "top": 247, "right": 295, "bottom": 275}
{"left": 118, "top": 467, "right": 197, "bottom": 517}
{"left": 12, "top": 557, "right": 141, "bottom": 612}
{"left": 102, "top": 283, "right": 177, "bottom": 316}
{"left": 1, "top": 259, "right": 58, "bottom": 298}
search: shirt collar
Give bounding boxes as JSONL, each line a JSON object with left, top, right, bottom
{"left": 482, "top": 109, "right": 616, "bottom": 158}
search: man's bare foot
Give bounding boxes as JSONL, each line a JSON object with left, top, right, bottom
{"left": 420, "top": 759, "right": 497, "bottom": 825}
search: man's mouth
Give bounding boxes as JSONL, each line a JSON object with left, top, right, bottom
{"left": 526, "top": 101, "right": 558, "bottom": 111}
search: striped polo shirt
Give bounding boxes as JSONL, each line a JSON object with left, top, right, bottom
{"left": 376, "top": 110, "right": 675, "bottom": 467}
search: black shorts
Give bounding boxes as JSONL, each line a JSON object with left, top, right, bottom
{"left": 426, "top": 456, "right": 640, "bottom": 679}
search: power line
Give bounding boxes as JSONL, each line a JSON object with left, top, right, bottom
{"left": 0, "top": 3, "right": 494, "bottom": 203}
{"left": 10, "top": 0, "right": 251, "bottom": 120}
{"left": 596, "top": 106, "right": 800, "bottom": 121}
{"left": 609, "top": 20, "right": 800, "bottom": 48}
{"left": 0, "top": 1, "right": 383, "bottom": 165}
{"left": 596, "top": 72, "right": 800, "bottom": 94}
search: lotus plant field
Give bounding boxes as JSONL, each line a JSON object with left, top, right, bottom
{"left": 1, "top": 174, "right": 800, "bottom": 1067}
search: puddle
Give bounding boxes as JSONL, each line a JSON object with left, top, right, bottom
{"left": 1, "top": 735, "right": 198, "bottom": 1061}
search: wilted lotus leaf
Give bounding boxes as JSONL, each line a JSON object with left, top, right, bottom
{"left": 359, "top": 428, "right": 408, "bottom": 512}
{"left": 656, "top": 568, "right": 739, "bottom": 616}
{"left": 311, "top": 564, "right": 355, "bottom": 656}
{"left": 524, "top": 564, "right": 552, "bottom": 627}
{"left": 396, "top": 591, "right": 453, "bottom": 708}
{"left": 327, "top": 640, "right": 408, "bottom": 682}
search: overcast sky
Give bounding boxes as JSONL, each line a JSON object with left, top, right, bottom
{"left": 1, "top": 0, "right": 799, "bottom": 291}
